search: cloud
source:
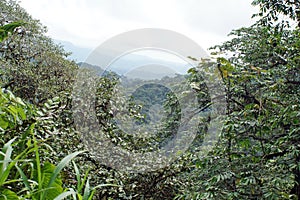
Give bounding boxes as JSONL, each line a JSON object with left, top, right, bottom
{"left": 177, "top": 0, "right": 258, "bottom": 34}
{"left": 20, "top": 0, "right": 258, "bottom": 50}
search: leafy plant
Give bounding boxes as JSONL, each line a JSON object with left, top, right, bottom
{"left": 0, "top": 21, "right": 24, "bottom": 42}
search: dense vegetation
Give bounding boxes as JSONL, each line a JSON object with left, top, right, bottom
{"left": 0, "top": 0, "right": 299, "bottom": 199}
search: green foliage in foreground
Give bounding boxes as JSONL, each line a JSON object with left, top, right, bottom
{"left": 0, "top": 88, "right": 114, "bottom": 199}
{"left": 0, "top": 21, "right": 24, "bottom": 42}
{"left": 176, "top": 1, "right": 300, "bottom": 199}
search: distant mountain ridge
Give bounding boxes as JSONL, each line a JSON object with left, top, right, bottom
{"left": 54, "top": 39, "right": 92, "bottom": 62}
{"left": 56, "top": 39, "right": 193, "bottom": 80}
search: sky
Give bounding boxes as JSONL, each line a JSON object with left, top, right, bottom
{"left": 19, "top": 0, "right": 259, "bottom": 52}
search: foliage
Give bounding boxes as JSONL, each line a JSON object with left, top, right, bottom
{"left": 176, "top": 1, "right": 300, "bottom": 199}
{"left": 1, "top": 0, "right": 299, "bottom": 199}
{"left": 0, "top": 0, "right": 77, "bottom": 104}
{"left": 0, "top": 21, "right": 24, "bottom": 42}
{"left": 0, "top": 86, "right": 107, "bottom": 199}
{"left": 252, "top": 0, "right": 300, "bottom": 28}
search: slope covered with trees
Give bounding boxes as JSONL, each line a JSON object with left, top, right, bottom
{"left": 0, "top": 0, "right": 299, "bottom": 199}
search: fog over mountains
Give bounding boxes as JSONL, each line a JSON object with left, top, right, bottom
{"left": 55, "top": 39, "right": 193, "bottom": 80}
{"left": 54, "top": 39, "right": 92, "bottom": 62}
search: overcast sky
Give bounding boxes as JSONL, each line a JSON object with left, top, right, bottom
{"left": 19, "top": 0, "right": 258, "bottom": 52}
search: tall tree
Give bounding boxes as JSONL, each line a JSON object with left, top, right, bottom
{"left": 178, "top": 0, "right": 300, "bottom": 199}
{"left": 0, "top": 0, "right": 77, "bottom": 104}
{"left": 252, "top": 0, "right": 300, "bottom": 28}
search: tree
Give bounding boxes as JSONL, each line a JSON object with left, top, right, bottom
{"left": 0, "top": 0, "right": 77, "bottom": 104}
{"left": 177, "top": 0, "right": 300, "bottom": 199}
{"left": 252, "top": 0, "right": 300, "bottom": 28}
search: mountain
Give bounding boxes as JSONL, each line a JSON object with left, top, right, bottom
{"left": 106, "top": 53, "right": 192, "bottom": 77}
{"left": 124, "top": 64, "right": 177, "bottom": 80}
{"left": 55, "top": 39, "right": 194, "bottom": 79}
{"left": 54, "top": 39, "right": 92, "bottom": 62}
{"left": 77, "top": 62, "right": 104, "bottom": 76}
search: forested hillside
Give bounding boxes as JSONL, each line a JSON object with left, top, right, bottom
{"left": 0, "top": 0, "right": 299, "bottom": 199}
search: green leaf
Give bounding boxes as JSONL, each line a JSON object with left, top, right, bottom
{"left": 40, "top": 162, "right": 64, "bottom": 200}
{"left": 14, "top": 97, "right": 26, "bottom": 107}
{"left": 0, "top": 21, "right": 24, "bottom": 42}
{"left": 16, "top": 107, "right": 26, "bottom": 121}
{"left": 0, "top": 188, "right": 19, "bottom": 200}
{"left": 0, "top": 138, "right": 16, "bottom": 185}
{"left": 83, "top": 179, "right": 91, "bottom": 200}
{"left": 0, "top": 118, "right": 9, "bottom": 130}
{"left": 53, "top": 189, "right": 77, "bottom": 200}
{"left": 15, "top": 165, "right": 31, "bottom": 190}
{"left": 43, "top": 151, "right": 84, "bottom": 199}
{"left": 1, "top": 21, "right": 24, "bottom": 33}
